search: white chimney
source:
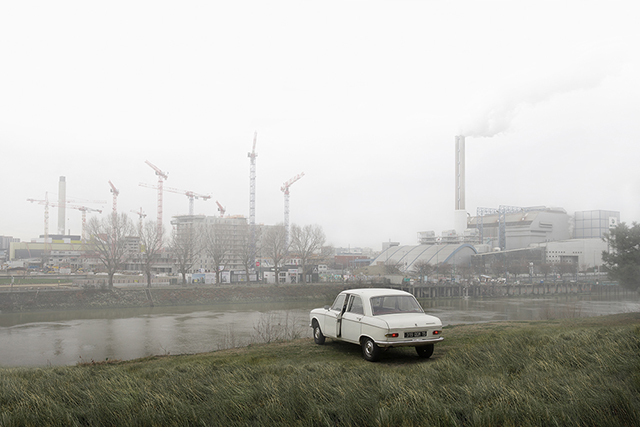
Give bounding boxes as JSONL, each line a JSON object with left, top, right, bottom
{"left": 454, "top": 136, "right": 467, "bottom": 234}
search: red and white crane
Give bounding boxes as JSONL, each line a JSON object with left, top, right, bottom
{"left": 144, "top": 160, "right": 168, "bottom": 238}
{"left": 139, "top": 183, "right": 211, "bottom": 216}
{"left": 216, "top": 200, "right": 226, "bottom": 217}
{"left": 27, "top": 196, "right": 102, "bottom": 241}
{"left": 280, "top": 172, "right": 304, "bottom": 248}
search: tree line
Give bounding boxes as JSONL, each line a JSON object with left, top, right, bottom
{"left": 86, "top": 213, "right": 326, "bottom": 289}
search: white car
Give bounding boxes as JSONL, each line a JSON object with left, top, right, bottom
{"left": 309, "top": 288, "right": 443, "bottom": 362}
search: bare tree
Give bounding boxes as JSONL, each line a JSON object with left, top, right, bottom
{"left": 86, "top": 213, "right": 136, "bottom": 289}
{"left": 138, "top": 220, "right": 165, "bottom": 289}
{"left": 289, "top": 224, "right": 326, "bottom": 283}
{"left": 506, "top": 258, "right": 528, "bottom": 278}
{"left": 435, "top": 262, "right": 453, "bottom": 279}
{"left": 384, "top": 261, "right": 403, "bottom": 275}
{"left": 539, "top": 262, "right": 553, "bottom": 281}
{"left": 558, "top": 260, "right": 577, "bottom": 280}
{"left": 412, "top": 260, "right": 435, "bottom": 283}
{"left": 169, "top": 221, "right": 201, "bottom": 285}
{"left": 261, "top": 224, "right": 288, "bottom": 283}
{"left": 202, "top": 221, "right": 233, "bottom": 284}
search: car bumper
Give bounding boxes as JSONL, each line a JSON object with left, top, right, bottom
{"left": 375, "top": 336, "right": 444, "bottom": 348}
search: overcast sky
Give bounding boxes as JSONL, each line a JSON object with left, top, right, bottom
{"left": 2, "top": 1, "right": 638, "bottom": 250}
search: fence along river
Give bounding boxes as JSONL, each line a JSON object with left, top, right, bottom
{"left": 0, "top": 290, "right": 638, "bottom": 367}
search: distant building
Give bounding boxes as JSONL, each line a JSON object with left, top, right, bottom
{"left": 415, "top": 207, "right": 620, "bottom": 273}
{"left": 418, "top": 229, "right": 480, "bottom": 246}
{"left": 1, "top": 236, "right": 19, "bottom": 263}
{"left": 9, "top": 235, "right": 87, "bottom": 271}
{"left": 172, "top": 214, "right": 250, "bottom": 282}
{"left": 467, "top": 207, "right": 571, "bottom": 250}
{"left": 541, "top": 238, "right": 607, "bottom": 268}
{"left": 573, "top": 210, "right": 620, "bottom": 239}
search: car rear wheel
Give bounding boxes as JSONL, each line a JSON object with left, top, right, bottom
{"left": 416, "top": 344, "right": 434, "bottom": 359}
{"left": 313, "top": 322, "right": 325, "bottom": 345}
{"left": 361, "top": 337, "right": 381, "bottom": 362}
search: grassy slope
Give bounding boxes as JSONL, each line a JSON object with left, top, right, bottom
{"left": 1, "top": 313, "right": 639, "bottom": 426}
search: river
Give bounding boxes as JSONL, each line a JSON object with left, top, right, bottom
{"left": 1, "top": 293, "right": 638, "bottom": 367}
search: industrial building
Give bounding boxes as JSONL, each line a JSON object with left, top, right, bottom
{"left": 406, "top": 208, "right": 617, "bottom": 277}
{"left": 5, "top": 234, "right": 173, "bottom": 274}
{"left": 395, "top": 135, "right": 621, "bottom": 278}
{"left": 468, "top": 206, "right": 571, "bottom": 250}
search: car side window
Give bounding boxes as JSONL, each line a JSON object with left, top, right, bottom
{"left": 330, "top": 294, "right": 346, "bottom": 311}
{"left": 347, "top": 296, "right": 364, "bottom": 315}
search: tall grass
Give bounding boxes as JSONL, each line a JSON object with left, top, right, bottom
{"left": 214, "top": 311, "right": 307, "bottom": 351}
{"left": 1, "top": 313, "right": 639, "bottom": 426}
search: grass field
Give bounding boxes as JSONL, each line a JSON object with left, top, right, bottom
{"left": 1, "top": 313, "right": 639, "bottom": 426}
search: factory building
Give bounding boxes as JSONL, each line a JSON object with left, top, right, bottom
{"left": 405, "top": 207, "right": 618, "bottom": 278}
{"left": 573, "top": 210, "right": 620, "bottom": 239}
{"left": 467, "top": 207, "right": 571, "bottom": 250}
{"left": 467, "top": 209, "right": 617, "bottom": 274}
{"left": 8, "top": 235, "right": 93, "bottom": 271}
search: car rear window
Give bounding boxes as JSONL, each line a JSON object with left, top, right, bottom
{"left": 370, "top": 295, "right": 424, "bottom": 315}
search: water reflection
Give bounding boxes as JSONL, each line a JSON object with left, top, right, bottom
{"left": 0, "top": 294, "right": 638, "bottom": 367}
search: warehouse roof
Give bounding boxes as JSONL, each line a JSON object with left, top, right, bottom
{"left": 371, "top": 244, "right": 477, "bottom": 272}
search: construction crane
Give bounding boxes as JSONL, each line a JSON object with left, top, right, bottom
{"left": 145, "top": 160, "right": 168, "bottom": 238}
{"left": 248, "top": 131, "right": 258, "bottom": 225}
{"left": 216, "top": 201, "right": 226, "bottom": 217}
{"left": 28, "top": 192, "right": 52, "bottom": 244}
{"left": 139, "top": 183, "right": 210, "bottom": 216}
{"left": 247, "top": 132, "right": 258, "bottom": 270}
{"left": 65, "top": 197, "right": 106, "bottom": 205}
{"left": 130, "top": 207, "right": 147, "bottom": 234}
{"left": 28, "top": 196, "right": 102, "bottom": 241}
{"left": 108, "top": 180, "right": 119, "bottom": 216}
{"left": 281, "top": 172, "right": 304, "bottom": 249}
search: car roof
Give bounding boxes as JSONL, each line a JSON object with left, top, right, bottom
{"left": 340, "top": 288, "right": 413, "bottom": 299}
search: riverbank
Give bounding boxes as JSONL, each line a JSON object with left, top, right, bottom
{"left": 0, "top": 281, "right": 636, "bottom": 313}
{"left": 1, "top": 312, "right": 638, "bottom": 426}
{"left": 0, "top": 283, "right": 351, "bottom": 312}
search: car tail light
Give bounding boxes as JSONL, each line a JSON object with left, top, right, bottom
{"left": 433, "top": 330, "right": 441, "bottom": 335}
{"left": 385, "top": 333, "right": 399, "bottom": 338}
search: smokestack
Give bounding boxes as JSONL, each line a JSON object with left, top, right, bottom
{"left": 454, "top": 136, "right": 467, "bottom": 234}
{"left": 58, "top": 176, "right": 66, "bottom": 236}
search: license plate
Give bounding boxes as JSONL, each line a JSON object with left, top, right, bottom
{"left": 404, "top": 331, "right": 429, "bottom": 338}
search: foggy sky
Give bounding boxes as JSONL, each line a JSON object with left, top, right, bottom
{"left": 1, "top": 1, "right": 639, "bottom": 250}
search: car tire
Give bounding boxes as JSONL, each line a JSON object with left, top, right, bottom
{"left": 416, "top": 344, "right": 434, "bottom": 359}
{"left": 313, "top": 322, "right": 325, "bottom": 345}
{"left": 361, "top": 337, "right": 381, "bottom": 362}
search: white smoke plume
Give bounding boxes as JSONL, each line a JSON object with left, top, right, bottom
{"left": 460, "top": 41, "right": 624, "bottom": 138}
